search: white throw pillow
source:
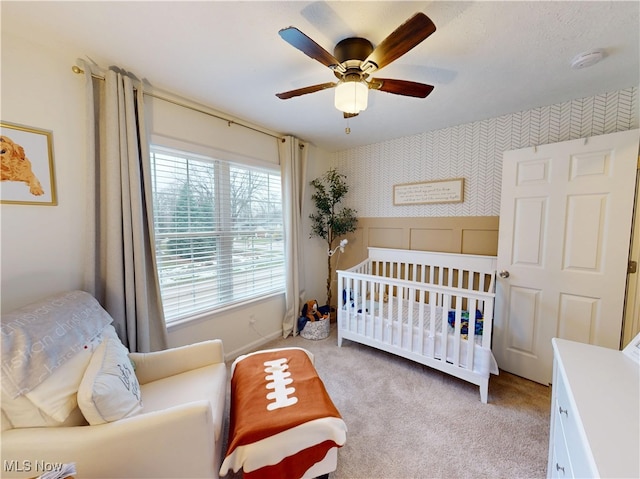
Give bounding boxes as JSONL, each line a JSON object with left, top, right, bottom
{"left": 24, "top": 326, "right": 116, "bottom": 422}
{"left": 24, "top": 347, "right": 93, "bottom": 422}
{"left": 77, "top": 336, "right": 142, "bottom": 425}
{"left": 1, "top": 386, "right": 60, "bottom": 428}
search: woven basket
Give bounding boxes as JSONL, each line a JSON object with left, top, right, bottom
{"left": 300, "top": 317, "right": 330, "bottom": 340}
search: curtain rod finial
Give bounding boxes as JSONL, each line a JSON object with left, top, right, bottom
{"left": 72, "top": 65, "right": 84, "bottom": 74}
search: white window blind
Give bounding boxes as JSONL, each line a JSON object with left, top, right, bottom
{"left": 150, "top": 146, "right": 285, "bottom": 323}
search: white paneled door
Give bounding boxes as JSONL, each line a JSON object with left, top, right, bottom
{"left": 495, "top": 129, "right": 640, "bottom": 385}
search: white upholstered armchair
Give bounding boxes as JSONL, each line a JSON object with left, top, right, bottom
{"left": 1, "top": 291, "right": 227, "bottom": 479}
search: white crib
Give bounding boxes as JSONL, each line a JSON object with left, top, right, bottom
{"left": 337, "top": 247, "right": 499, "bottom": 403}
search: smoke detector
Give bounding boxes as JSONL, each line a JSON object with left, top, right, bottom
{"left": 571, "top": 49, "right": 605, "bottom": 69}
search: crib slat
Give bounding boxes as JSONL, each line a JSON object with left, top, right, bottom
{"left": 355, "top": 276, "right": 361, "bottom": 333}
{"left": 365, "top": 279, "right": 370, "bottom": 336}
{"left": 407, "top": 287, "right": 415, "bottom": 351}
{"left": 368, "top": 279, "right": 374, "bottom": 337}
{"left": 441, "top": 293, "right": 450, "bottom": 362}
{"left": 387, "top": 283, "right": 393, "bottom": 346}
{"left": 337, "top": 273, "right": 344, "bottom": 346}
{"left": 344, "top": 276, "right": 349, "bottom": 332}
{"left": 482, "top": 296, "right": 494, "bottom": 349}
{"left": 348, "top": 277, "right": 355, "bottom": 333}
{"left": 428, "top": 292, "right": 437, "bottom": 358}
{"left": 361, "top": 277, "right": 366, "bottom": 335}
{"left": 378, "top": 280, "right": 385, "bottom": 342}
{"left": 397, "top": 286, "right": 404, "bottom": 348}
{"left": 363, "top": 278, "right": 368, "bottom": 335}
{"left": 466, "top": 297, "right": 478, "bottom": 371}
{"left": 359, "top": 278, "right": 366, "bottom": 335}
{"left": 418, "top": 288, "right": 425, "bottom": 355}
{"left": 453, "top": 296, "right": 462, "bottom": 367}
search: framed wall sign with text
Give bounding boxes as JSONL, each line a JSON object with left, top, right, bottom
{"left": 393, "top": 178, "right": 464, "bottom": 206}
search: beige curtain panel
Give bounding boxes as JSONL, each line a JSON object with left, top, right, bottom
{"left": 279, "top": 136, "right": 307, "bottom": 338}
{"left": 80, "top": 60, "right": 168, "bottom": 352}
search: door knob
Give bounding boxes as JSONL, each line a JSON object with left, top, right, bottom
{"left": 499, "top": 270, "right": 510, "bottom": 278}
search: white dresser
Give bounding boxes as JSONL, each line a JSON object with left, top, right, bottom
{"left": 548, "top": 338, "right": 640, "bottom": 478}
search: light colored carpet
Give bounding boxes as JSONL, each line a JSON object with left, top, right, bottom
{"left": 222, "top": 324, "right": 551, "bottom": 479}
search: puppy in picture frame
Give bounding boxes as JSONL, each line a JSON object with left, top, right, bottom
{"left": 1, "top": 134, "right": 44, "bottom": 196}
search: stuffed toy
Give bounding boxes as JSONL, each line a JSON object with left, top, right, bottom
{"left": 366, "top": 290, "right": 389, "bottom": 303}
{"left": 301, "top": 299, "right": 327, "bottom": 322}
{"left": 342, "top": 288, "right": 355, "bottom": 307}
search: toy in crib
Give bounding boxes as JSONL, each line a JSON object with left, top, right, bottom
{"left": 342, "top": 289, "right": 354, "bottom": 307}
{"left": 447, "top": 309, "right": 484, "bottom": 337}
{"left": 366, "top": 290, "right": 388, "bottom": 303}
{"left": 341, "top": 288, "right": 388, "bottom": 307}
{"left": 341, "top": 289, "right": 371, "bottom": 313}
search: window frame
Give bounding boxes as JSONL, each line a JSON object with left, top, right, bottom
{"left": 149, "top": 138, "right": 285, "bottom": 325}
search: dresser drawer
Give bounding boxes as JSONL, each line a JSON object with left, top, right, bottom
{"left": 555, "top": 372, "right": 592, "bottom": 478}
{"left": 550, "top": 412, "right": 574, "bottom": 478}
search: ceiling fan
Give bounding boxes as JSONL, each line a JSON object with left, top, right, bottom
{"left": 276, "top": 12, "right": 436, "bottom": 118}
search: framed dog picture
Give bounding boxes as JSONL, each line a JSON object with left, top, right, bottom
{"left": 1, "top": 122, "right": 57, "bottom": 205}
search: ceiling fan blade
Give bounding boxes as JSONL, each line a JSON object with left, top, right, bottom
{"left": 276, "top": 82, "right": 337, "bottom": 100}
{"left": 279, "top": 27, "right": 341, "bottom": 69}
{"left": 370, "top": 78, "right": 434, "bottom": 98}
{"left": 363, "top": 13, "right": 436, "bottom": 71}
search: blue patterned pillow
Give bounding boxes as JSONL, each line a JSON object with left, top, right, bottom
{"left": 447, "top": 309, "right": 483, "bottom": 336}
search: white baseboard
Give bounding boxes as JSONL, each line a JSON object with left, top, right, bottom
{"left": 225, "top": 330, "right": 283, "bottom": 361}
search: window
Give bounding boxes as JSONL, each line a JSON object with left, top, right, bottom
{"left": 150, "top": 145, "right": 285, "bottom": 323}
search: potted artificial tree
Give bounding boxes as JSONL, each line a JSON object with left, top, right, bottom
{"left": 309, "top": 168, "right": 358, "bottom": 313}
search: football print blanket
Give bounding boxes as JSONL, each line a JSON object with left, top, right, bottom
{"left": 220, "top": 348, "right": 347, "bottom": 479}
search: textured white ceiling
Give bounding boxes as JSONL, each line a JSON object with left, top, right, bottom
{"left": 3, "top": 1, "right": 639, "bottom": 151}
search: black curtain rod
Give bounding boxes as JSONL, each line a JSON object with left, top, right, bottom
{"left": 72, "top": 65, "right": 282, "bottom": 141}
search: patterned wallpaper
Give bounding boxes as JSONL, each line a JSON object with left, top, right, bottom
{"left": 332, "top": 87, "right": 638, "bottom": 217}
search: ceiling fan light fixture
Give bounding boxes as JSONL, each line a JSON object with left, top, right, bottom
{"left": 334, "top": 80, "right": 368, "bottom": 114}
